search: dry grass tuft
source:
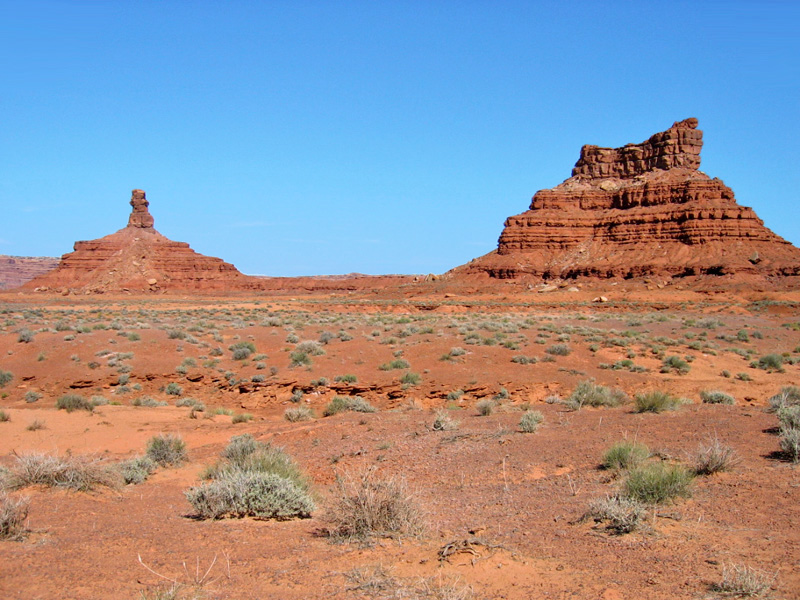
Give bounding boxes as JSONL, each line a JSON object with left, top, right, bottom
{"left": 712, "top": 563, "right": 775, "bottom": 597}
{"left": 2, "top": 452, "right": 121, "bottom": 491}
{"left": 0, "top": 491, "right": 30, "bottom": 540}
{"left": 692, "top": 436, "right": 740, "bottom": 475}
{"left": 325, "top": 467, "right": 425, "bottom": 543}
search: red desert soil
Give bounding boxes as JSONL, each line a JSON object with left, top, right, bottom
{"left": 0, "top": 287, "right": 799, "bottom": 600}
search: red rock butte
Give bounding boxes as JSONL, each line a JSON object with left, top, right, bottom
{"left": 24, "top": 190, "right": 252, "bottom": 293}
{"left": 455, "top": 118, "right": 800, "bottom": 280}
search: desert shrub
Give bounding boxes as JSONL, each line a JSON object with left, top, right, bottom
{"left": 399, "top": 372, "right": 421, "bottom": 386}
{"left": 222, "top": 434, "right": 259, "bottom": 464}
{"left": 334, "top": 374, "right": 358, "bottom": 383}
{"left": 545, "top": 343, "right": 570, "bottom": 356}
{"left": 296, "top": 340, "right": 325, "bottom": 356}
{"left": 284, "top": 406, "right": 314, "bottom": 422}
{"left": 0, "top": 491, "right": 30, "bottom": 540}
{"left": 379, "top": 359, "right": 410, "bottom": 371}
{"left": 623, "top": 462, "right": 693, "bottom": 504}
{"left": 700, "top": 390, "right": 735, "bottom": 405}
{"left": 289, "top": 351, "right": 311, "bottom": 367}
{"left": 446, "top": 389, "right": 464, "bottom": 401}
{"left": 602, "top": 440, "right": 650, "bottom": 471}
{"left": 91, "top": 395, "right": 109, "bottom": 406}
{"left": 232, "top": 413, "right": 253, "bottom": 424}
{"left": 290, "top": 389, "right": 304, "bottom": 403}
{"left": 449, "top": 347, "right": 466, "bottom": 357}
{"left": 187, "top": 436, "right": 313, "bottom": 520}
{"left": 585, "top": 495, "right": 646, "bottom": 534}
{"left": 186, "top": 470, "right": 313, "bottom": 520}
{"left": 779, "top": 427, "right": 800, "bottom": 462}
{"left": 132, "top": 396, "right": 168, "bottom": 407}
{"left": 634, "top": 390, "right": 681, "bottom": 413}
{"left": 712, "top": 563, "right": 774, "bottom": 597}
{"left": 767, "top": 385, "right": 800, "bottom": 412}
{"left": 324, "top": 396, "right": 377, "bottom": 416}
{"left": 660, "top": 355, "right": 690, "bottom": 375}
{"left": 0, "top": 370, "right": 12, "bottom": 388}
{"left": 693, "top": 436, "right": 739, "bottom": 475}
{"left": 117, "top": 455, "right": 157, "bottom": 485}
{"left": 146, "top": 434, "right": 187, "bottom": 467}
{"left": 164, "top": 382, "right": 183, "bottom": 396}
{"left": 566, "top": 380, "right": 627, "bottom": 410}
{"left": 776, "top": 405, "right": 800, "bottom": 430}
{"left": 26, "top": 419, "right": 46, "bottom": 431}
{"left": 432, "top": 410, "right": 459, "bottom": 431}
{"left": 756, "top": 353, "right": 784, "bottom": 372}
{"left": 229, "top": 341, "right": 256, "bottom": 360}
{"left": 475, "top": 399, "right": 495, "bottom": 416}
{"left": 55, "top": 394, "right": 93, "bottom": 413}
{"left": 519, "top": 410, "right": 543, "bottom": 433}
{"left": 0, "top": 410, "right": 9, "bottom": 422}
{"left": 324, "top": 467, "right": 425, "bottom": 542}
{"left": 511, "top": 355, "right": 536, "bottom": 364}
{"left": 17, "top": 329, "right": 34, "bottom": 343}
{"left": 167, "top": 329, "right": 187, "bottom": 340}
{"left": 3, "top": 452, "right": 120, "bottom": 491}
{"left": 175, "top": 397, "right": 202, "bottom": 409}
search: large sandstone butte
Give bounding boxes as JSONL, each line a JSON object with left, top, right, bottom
{"left": 24, "top": 190, "right": 252, "bottom": 293}
{"left": 456, "top": 119, "right": 800, "bottom": 281}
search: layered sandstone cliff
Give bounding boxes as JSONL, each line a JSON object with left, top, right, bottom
{"left": 458, "top": 119, "right": 800, "bottom": 280}
{"left": 0, "top": 256, "right": 59, "bottom": 290}
{"left": 23, "top": 190, "right": 253, "bottom": 293}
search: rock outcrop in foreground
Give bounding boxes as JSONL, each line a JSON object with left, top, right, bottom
{"left": 24, "top": 190, "right": 251, "bottom": 293}
{"left": 457, "top": 119, "right": 800, "bottom": 280}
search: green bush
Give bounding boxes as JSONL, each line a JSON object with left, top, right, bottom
{"left": 399, "top": 372, "right": 421, "bottom": 386}
{"left": 602, "top": 440, "right": 650, "bottom": 470}
{"left": 779, "top": 427, "right": 800, "bottom": 462}
{"left": 146, "top": 434, "right": 187, "bottom": 467}
{"left": 545, "top": 343, "right": 570, "bottom": 356}
{"left": 757, "top": 353, "right": 784, "bottom": 372}
{"left": 187, "top": 435, "right": 313, "bottom": 520}
{"left": 284, "top": 406, "right": 314, "bottom": 422}
{"left": 0, "top": 370, "right": 13, "bottom": 388}
{"left": 519, "top": 410, "right": 543, "bottom": 433}
{"left": 56, "top": 394, "right": 94, "bottom": 413}
{"left": 323, "top": 396, "right": 377, "bottom": 416}
{"left": 623, "top": 462, "right": 693, "bottom": 504}
{"left": 164, "top": 383, "right": 183, "bottom": 396}
{"left": 777, "top": 405, "right": 800, "bottom": 430}
{"left": 700, "top": 390, "right": 735, "bottom": 405}
{"left": 566, "top": 380, "right": 627, "bottom": 410}
{"left": 767, "top": 385, "right": 800, "bottom": 412}
{"left": 186, "top": 471, "right": 314, "bottom": 520}
{"left": 0, "top": 410, "right": 9, "bottom": 423}
{"left": 117, "top": 456, "right": 157, "bottom": 484}
{"left": 289, "top": 351, "right": 311, "bottom": 367}
{"left": 229, "top": 341, "right": 256, "bottom": 359}
{"left": 334, "top": 374, "right": 358, "bottom": 383}
{"left": 660, "top": 355, "right": 690, "bottom": 375}
{"left": 634, "top": 390, "right": 681, "bottom": 413}
{"left": 379, "top": 359, "right": 410, "bottom": 371}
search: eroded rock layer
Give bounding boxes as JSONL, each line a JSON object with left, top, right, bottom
{"left": 459, "top": 119, "right": 800, "bottom": 280}
{"left": 23, "top": 190, "right": 253, "bottom": 293}
{"left": 0, "top": 256, "right": 59, "bottom": 290}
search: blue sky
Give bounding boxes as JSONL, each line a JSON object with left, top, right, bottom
{"left": 1, "top": 1, "right": 798, "bottom": 276}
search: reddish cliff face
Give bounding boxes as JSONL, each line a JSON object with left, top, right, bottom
{"left": 0, "top": 256, "right": 59, "bottom": 290}
{"left": 458, "top": 119, "right": 800, "bottom": 280}
{"left": 23, "top": 190, "right": 253, "bottom": 293}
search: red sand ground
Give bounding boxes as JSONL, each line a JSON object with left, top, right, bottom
{"left": 0, "top": 285, "right": 798, "bottom": 599}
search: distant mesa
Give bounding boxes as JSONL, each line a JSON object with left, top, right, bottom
{"left": 23, "top": 190, "right": 252, "bottom": 293}
{"left": 454, "top": 118, "right": 800, "bottom": 280}
{"left": 0, "top": 255, "right": 59, "bottom": 290}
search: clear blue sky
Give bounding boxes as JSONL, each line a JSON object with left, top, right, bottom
{"left": 2, "top": 1, "right": 798, "bottom": 276}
